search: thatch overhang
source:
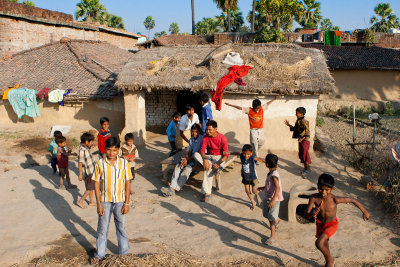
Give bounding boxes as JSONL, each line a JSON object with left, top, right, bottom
{"left": 117, "top": 43, "right": 336, "bottom": 96}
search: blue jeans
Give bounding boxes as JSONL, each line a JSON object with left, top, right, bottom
{"left": 95, "top": 202, "right": 129, "bottom": 258}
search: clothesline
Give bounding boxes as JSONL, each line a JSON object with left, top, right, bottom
{"left": 2, "top": 85, "right": 73, "bottom": 119}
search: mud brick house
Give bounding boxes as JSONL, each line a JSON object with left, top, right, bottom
{"left": 301, "top": 45, "right": 400, "bottom": 112}
{"left": 0, "top": 0, "right": 141, "bottom": 58}
{"left": 0, "top": 38, "right": 133, "bottom": 135}
{"left": 117, "top": 43, "right": 336, "bottom": 149}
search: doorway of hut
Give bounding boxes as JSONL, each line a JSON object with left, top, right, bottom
{"left": 176, "top": 90, "right": 204, "bottom": 122}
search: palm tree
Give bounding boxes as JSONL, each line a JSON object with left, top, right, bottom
{"left": 75, "top": 0, "right": 106, "bottom": 22}
{"left": 169, "top": 22, "right": 180, "bottom": 34}
{"left": 297, "top": 0, "right": 322, "bottom": 28}
{"left": 216, "top": 10, "right": 244, "bottom": 32}
{"left": 144, "top": 16, "right": 156, "bottom": 39}
{"left": 108, "top": 15, "right": 124, "bottom": 29}
{"left": 370, "top": 3, "right": 400, "bottom": 32}
{"left": 213, "top": 0, "right": 239, "bottom": 32}
{"left": 251, "top": 0, "right": 256, "bottom": 32}
{"left": 195, "top": 17, "right": 221, "bottom": 35}
{"left": 191, "top": 0, "right": 195, "bottom": 35}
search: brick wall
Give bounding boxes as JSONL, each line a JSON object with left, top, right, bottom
{"left": 0, "top": 15, "right": 138, "bottom": 57}
{"left": 0, "top": 0, "right": 72, "bottom": 22}
{"left": 375, "top": 32, "right": 400, "bottom": 48}
{"left": 145, "top": 90, "right": 177, "bottom": 127}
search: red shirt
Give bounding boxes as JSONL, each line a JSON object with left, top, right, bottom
{"left": 200, "top": 132, "right": 229, "bottom": 156}
{"left": 248, "top": 107, "right": 263, "bottom": 129}
{"left": 98, "top": 129, "right": 111, "bottom": 154}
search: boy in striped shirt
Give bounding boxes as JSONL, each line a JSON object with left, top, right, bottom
{"left": 91, "top": 137, "right": 133, "bottom": 264}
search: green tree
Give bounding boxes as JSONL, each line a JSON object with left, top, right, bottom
{"left": 154, "top": 31, "right": 167, "bottom": 38}
{"left": 169, "top": 22, "right": 180, "bottom": 34}
{"left": 259, "top": 0, "right": 304, "bottom": 31}
{"left": 297, "top": 0, "right": 321, "bottom": 28}
{"left": 7, "top": 0, "right": 20, "bottom": 3}
{"left": 108, "top": 14, "right": 124, "bottom": 29}
{"left": 370, "top": 3, "right": 400, "bottom": 32}
{"left": 144, "top": 16, "right": 156, "bottom": 39}
{"left": 319, "top": 18, "right": 339, "bottom": 31}
{"left": 213, "top": 0, "right": 239, "bottom": 32}
{"left": 22, "top": 0, "right": 34, "bottom": 6}
{"left": 195, "top": 17, "right": 221, "bottom": 35}
{"left": 215, "top": 9, "right": 244, "bottom": 32}
{"left": 75, "top": 0, "right": 106, "bottom": 22}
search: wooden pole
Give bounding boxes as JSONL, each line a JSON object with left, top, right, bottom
{"left": 353, "top": 105, "right": 356, "bottom": 143}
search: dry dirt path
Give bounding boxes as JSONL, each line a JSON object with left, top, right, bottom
{"left": 0, "top": 131, "right": 399, "bottom": 266}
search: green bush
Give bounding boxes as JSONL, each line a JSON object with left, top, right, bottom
{"left": 383, "top": 102, "right": 396, "bottom": 116}
{"left": 255, "top": 28, "right": 287, "bottom": 43}
{"left": 316, "top": 117, "right": 325, "bottom": 127}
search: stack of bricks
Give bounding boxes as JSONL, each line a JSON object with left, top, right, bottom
{"left": 145, "top": 90, "right": 177, "bottom": 127}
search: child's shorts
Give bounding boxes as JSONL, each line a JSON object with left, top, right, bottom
{"left": 262, "top": 199, "right": 280, "bottom": 221}
{"left": 316, "top": 218, "right": 339, "bottom": 239}
{"left": 85, "top": 174, "right": 95, "bottom": 190}
{"left": 241, "top": 178, "right": 258, "bottom": 186}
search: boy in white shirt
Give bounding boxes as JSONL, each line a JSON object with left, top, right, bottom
{"left": 177, "top": 103, "right": 200, "bottom": 150}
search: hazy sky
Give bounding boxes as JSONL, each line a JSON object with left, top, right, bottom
{"left": 30, "top": 0, "right": 400, "bottom": 37}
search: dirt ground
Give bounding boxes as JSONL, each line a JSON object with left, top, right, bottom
{"left": 1, "top": 126, "right": 400, "bottom": 266}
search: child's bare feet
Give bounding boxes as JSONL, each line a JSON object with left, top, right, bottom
{"left": 77, "top": 201, "right": 87, "bottom": 209}
{"left": 59, "top": 185, "right": 66, "bottom": 190}
{"left": 256, "top": 195, "right": 262, "bottom": 206}
{"left": 250, "top": 201, "right": 256, "bottom": 210}
{"left": 326, "top": 258, "right": 335, "bottom": 267}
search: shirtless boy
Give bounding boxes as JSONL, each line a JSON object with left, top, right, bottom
{"left": 306, "top": 174, "right": 370, "bottom": 267}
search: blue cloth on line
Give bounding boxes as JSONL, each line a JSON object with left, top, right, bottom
{"left": 7, "top": 88, "right": 40, "bottom": 119}
{"left": 59, "top": 88, "right": 72, "bottom": 106}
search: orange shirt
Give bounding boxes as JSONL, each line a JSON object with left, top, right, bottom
{"left": 248, "top": 107, "right": 263, "bottom": 129}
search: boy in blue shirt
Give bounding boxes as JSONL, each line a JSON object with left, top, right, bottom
{"left": 166, "top": 112, "right": 181, "bottom": 156}
{"left": 231, "top": 144, "right": 265, "bottom": 210}
{"left": 199, "top": 93, "right": 213, "bottom": 134}
{"left": 48, "top": 130, "right": 62, "bottom": 174}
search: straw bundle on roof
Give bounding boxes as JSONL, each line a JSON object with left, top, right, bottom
{"left": 117, "top": 43, "right": 336, "bottom": 95}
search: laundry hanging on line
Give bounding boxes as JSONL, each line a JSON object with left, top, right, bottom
{"left": 2, "top": 84, "right": 20, "bottom": 100}
{"left": 7, "top": 88, "right": 40, "bottom": 119}
{"left": 59, "top": 88, "right": 72, "bottom": 106}
{"left": 37, "top": 87, "right": 49, "bottom": 99}
{"left": 212, "top": 65, "right": 252, "bottom": 111}
{"left": 48, "top": 89, "right": 66, "bottom": 103}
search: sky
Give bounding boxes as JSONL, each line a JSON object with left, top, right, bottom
{"left": 30, "top": 0, "right": 400, "bottom": 37}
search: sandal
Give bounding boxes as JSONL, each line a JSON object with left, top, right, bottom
{"left": 90, "top": 257, "right": 102, "bottom": 265}
{"left": 200, "top": 194, "right": 211, "bottom": 202}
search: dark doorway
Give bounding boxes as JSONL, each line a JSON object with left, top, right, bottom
{"left": 177, "top": 90, "right": 204, "bottom": 120}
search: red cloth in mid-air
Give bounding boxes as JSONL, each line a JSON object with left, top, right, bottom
{"left": 212, "top": 65, "right": 252, "bottom": 111}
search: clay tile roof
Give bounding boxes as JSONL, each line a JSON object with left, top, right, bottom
{"left": 300, "top": 44, "right": 400, "bottom": 70}
{"left": 117, "top": 43, "right": 336, "bottom": 95}
{"left": 0, "top": 40, "right": 134, "bottom": 100}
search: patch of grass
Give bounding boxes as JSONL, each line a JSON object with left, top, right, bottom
{"left": 316, "top": 117, "right": 325, "bottom": 127}
{"left": 0, "top": 131, "right": 22, "bottom": 140}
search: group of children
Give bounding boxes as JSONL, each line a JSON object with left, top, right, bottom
{"left": 46, "top": 93, "right": 371, "bottom": 267}
{"left": 164, "top": 94, "right": 371, "bottom": 267}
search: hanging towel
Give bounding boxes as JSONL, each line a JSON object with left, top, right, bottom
{"left": 7, "top": 88, "right": 40, "bottom": 119}
{"left": 37, "top": 87, "right": 49, "bottom": 99}
{"left": 59, "top": 88, "right": 72, "bottom": 106}
{"left": 48, "top": 89, "right": 66, "bottom": 103}
{"left": 2, "top": 84, "right": 20, "bottom": 100}
{"left": 212, "top": 65, "right": 252, "bottom": 111}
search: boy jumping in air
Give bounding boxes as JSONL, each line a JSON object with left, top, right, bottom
{"left": 225, "top": 96, "right": 278, "bottom": 158}
{"left": 306, "top": 174, "right": 370, "bottom": 267}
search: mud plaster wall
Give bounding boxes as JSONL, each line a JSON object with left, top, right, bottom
{"left": 0, "top": 16, "right": 138, "bottom": 58}
{"left": 0, "top": 97, "right": 125, "bottom": 136}
{"left": 213, "top": 94, "right": 318, "bottom": 152}
{"left": 319, "top": 70, "right": 400, "bottom": 113}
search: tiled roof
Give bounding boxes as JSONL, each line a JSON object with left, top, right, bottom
{"left": 300, "top": 44, "right": 400, "bottom": 70}
{"left": 0, "top": 39, "right": 133, "bottom": 100}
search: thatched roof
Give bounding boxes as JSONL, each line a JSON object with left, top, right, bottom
{"left": 0, "top": 39, "right": 133, "bottom": 100}
{"left": 117, "top": 43, "right": 336, "bottom": 95}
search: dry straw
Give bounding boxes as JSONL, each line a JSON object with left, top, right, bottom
{"left": 116, "top": 43, "right": 336, "bottom": 96}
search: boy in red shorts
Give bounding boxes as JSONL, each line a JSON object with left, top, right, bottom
{"left": 306, "top": 174, "right": 370, "bottom": 267}
{"left": 284, "top": 107, "right": 311, "bottom": 178}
